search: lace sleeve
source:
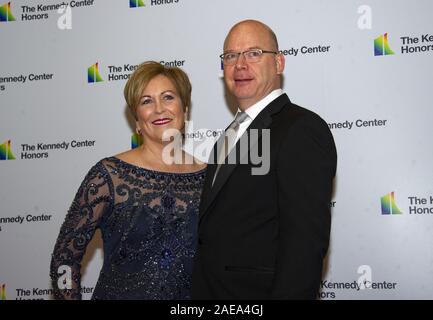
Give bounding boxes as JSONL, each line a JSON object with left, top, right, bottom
{"left": 50, "top": 161, "right": 112, "bottom": 300}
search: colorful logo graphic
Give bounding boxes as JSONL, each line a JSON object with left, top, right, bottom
{"left": 374, "top": 33, "right": 395, "bottom": 56}
{"left": 130, "top": 0, "right": 145, "bottom": 8}
{"left": 87, "top": 62, "right": 103, "bottom": 83}
{"left": 0, "top": 140, "right": 16, "bottom": 160}
{"left": 131, "top": 133, "right": 143, "bottom": 149}
{"left": 381, "top": 191, "right": 402, "bottom": 215}
{"left": 0, "top": 2, "right": 16, "bottom": 22}
{"left": 1, "top": 284, "right": 6, "bottom": 300}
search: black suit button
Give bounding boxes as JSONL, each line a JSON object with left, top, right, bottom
{"left": 198, "top": 238, "right": 203, "bottom": 245}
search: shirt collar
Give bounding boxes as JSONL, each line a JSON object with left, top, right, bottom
{"left": 239, "top": 89, "right": 284, "bottom": 121}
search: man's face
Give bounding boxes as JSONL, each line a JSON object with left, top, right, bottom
{"left": 223, "top": 22, "right": 285, "bottom": 110}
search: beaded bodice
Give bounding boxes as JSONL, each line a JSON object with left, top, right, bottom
{"left": 50, "top": 157, "right": 206, "bottom": 299}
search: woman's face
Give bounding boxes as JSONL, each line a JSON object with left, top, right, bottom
{"left": 136, "top": 74, "right": 186, "bottom": 144}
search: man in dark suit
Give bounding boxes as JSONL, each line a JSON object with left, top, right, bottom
{"left": 191, "top": 20, "right": 337, "bottom": 299}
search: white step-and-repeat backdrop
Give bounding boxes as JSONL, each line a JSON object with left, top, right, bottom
{"left": 1, "top": 0, "right": 432, "bottom": 300}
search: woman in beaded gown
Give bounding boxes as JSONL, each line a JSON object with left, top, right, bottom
{"left": 50, "top": 61, "right": 206, "bottom": 300}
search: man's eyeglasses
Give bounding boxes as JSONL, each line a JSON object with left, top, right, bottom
{"left": 219, "top": 49, "right": 278, "bottom": 66}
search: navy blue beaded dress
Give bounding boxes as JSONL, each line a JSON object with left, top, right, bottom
{"left": 50, "top": 157, "right": 206, "bottom": 300}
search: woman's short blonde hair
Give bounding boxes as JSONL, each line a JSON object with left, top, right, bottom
{"left": 124, "top": 61, "right": 192, "bottom": 119}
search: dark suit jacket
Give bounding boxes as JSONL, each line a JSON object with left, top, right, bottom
{"left": 191, "top": 94, "right": 337, "bottom": 299}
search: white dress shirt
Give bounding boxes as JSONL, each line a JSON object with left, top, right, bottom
{"left": 234, "top": 89, "right": 284, "bottom": 144}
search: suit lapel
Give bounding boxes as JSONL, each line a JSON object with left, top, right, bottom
{"left": 199, "top": 94, "right": 291, "bottom": 223}
{"left": 198, "top": 162, "right": 216, "bottom": 214}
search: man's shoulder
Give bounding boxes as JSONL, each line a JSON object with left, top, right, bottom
{"left": 274, "top": 102, "right": 336, "bottom": 164}
{"left": 274, "top": 100, "right": 330, "bottom": 131}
